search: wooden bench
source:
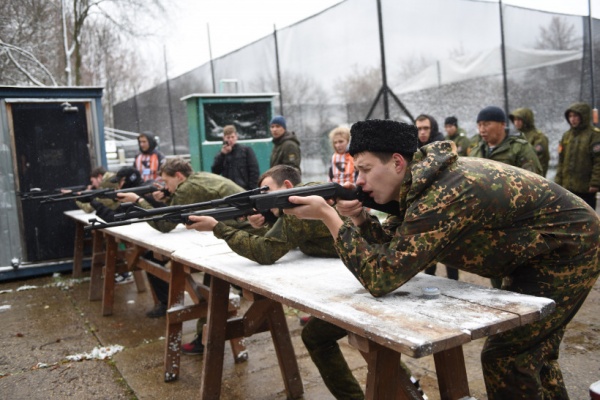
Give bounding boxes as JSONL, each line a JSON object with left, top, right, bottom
{"left": 169, "top": 248, "right": 556, "bottom": 400}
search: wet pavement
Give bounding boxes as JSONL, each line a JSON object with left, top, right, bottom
{"left": 0, "top": 266, "right": 598, "bottom": 399}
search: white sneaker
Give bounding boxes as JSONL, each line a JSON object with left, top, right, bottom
{"left": 115, "top": 272, "right": 133, "bottom": 284}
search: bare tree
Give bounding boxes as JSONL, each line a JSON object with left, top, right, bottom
{"left": 60, "top": 0, "right": 168, "bottom": 86}
{"left": 535, "top": 16, "right": 581, "bottom": 51}
{"left": 333, "top": 65, "right": 380, "bottom": 104}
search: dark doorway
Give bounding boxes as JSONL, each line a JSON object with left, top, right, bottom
{"left": 12, "top": 101, "right": 92, "bottom": 262}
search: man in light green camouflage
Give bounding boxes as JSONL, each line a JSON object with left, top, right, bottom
{"left": 119, "top": 157, "right": 250, "bottom": 233}
{"left": 72, "top": 166, "right": 118, "bottom": 213}
{"left": 555, "top": 102, "right": 600, "bottom": 210}
{"left": 469, "top": 105, "right": 543, "bottom": 176}
{"left": 285, "top": 119, "right": 600, "bottom": 400}
{"left": 509, "top": 107, "right": 550, "bottom": 177}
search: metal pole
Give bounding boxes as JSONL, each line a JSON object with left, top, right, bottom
{"left": 133, "top": 86, "right": 141, "bottom": 132}
{"left": 207, "top": 23, "right": 216, "bottom": 93}
{"left": 376, "top": 0, "right": 389, "bottom": 119}
{"left": 273, "top": 24, "right": 284, "bottom": 115}
{"left": 163, "top": 46, "right": 177, "bottom": 155}
{"left": 499, "top": 0, "right": 510, "bottom": 119}
{"left": 588, "top": 0, "right": 596, "bottom": 110}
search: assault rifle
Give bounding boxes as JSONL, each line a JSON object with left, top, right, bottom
{"left": 19, "top": 185, "right": 88, "bottom": 201}
{"left": 39, "top": 184, "right": 165, "bottom": 204}
{"left": 85, "top": 182, "right": 400, "bottom": 231}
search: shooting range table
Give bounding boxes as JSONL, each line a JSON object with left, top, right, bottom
{"left": 170, "top": 248, "right": 555, "bottom": 400}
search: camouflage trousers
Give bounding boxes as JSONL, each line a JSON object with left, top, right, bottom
{"left": 482, "top": 253, "right": 600, "bottom": 400}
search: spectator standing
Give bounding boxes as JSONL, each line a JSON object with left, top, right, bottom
{"left": 509, "top": 108, "right": 550, "bottom": 177}
{"left": 555, "top": 102, "right": 600, "bottom": 210}
{"left": 469, "top": 106, "right": 542, "bottom": 176}
{"left": 415, "top": 114, "right": 445, "bottom": 148}
{"left": 133, "top": 131, "right": 165, "bottom": 182}
{"left": 211, "top": 125, "right": 260, "bottom": 190}
{"left": 269, "top": 115, "right": 301, "bottom": 173}
{"left": 444, "top": 116, "right": 471, "bottom": 156}
{"left": 327, "top": 125, "right": 356, "bottom": 185}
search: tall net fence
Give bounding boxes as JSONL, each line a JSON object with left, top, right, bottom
{"left": 113, "top": 0, "right": 600, "bottom": 181}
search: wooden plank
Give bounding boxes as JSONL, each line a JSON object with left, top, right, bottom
{"left": 101, "top": 233, "right": 117, "bottom": 316}
{"left": 164, "top": 260, "right": 187, "bottom": 382}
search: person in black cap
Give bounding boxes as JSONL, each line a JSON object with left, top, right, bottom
{"left": 469, "top": 106, "right": 542, "bottom": 176}
{"left": 283, "top": 118, "right": 600, "bottom": 400}
{"left": 444, "top": 116, "right": 471, "bottom": 156}
{"left": 269, "top": 115, "right": 301, "bottom": 173}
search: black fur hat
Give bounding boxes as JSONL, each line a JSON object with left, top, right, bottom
{"left": 349, "top": 119, "right": 418, "bottom": 157}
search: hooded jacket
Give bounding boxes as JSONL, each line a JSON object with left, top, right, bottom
{"left": 134, "top": 133, "right": 165, "bottom": 182}
{"left": 509, "top": 108, "right": 550, "bottom": 177}
{"left": 417, "top": 115, "right": 445, "bottom": 148}
{"left": 270, "top": 131, "right": 301, "bottom": 172}
{"left": 555, "top": 102, "right": 600, "bottom": 193}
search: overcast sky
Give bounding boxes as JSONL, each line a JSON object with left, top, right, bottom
{"left": 143, "top": 0, "right": 600, "bottom": 78}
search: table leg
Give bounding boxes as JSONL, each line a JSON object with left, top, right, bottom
{"left": 266, "top": 302, "right": 304, "bottom": 399}
{"left": 102, "top": 233, "right": 117, "bottom": 316}
{"left": 200, "top": 275, "right": 230, "bottom": 399}
{"left": 72, "top": 221, "right": 84, "bottom": 278}
{"left": 164, "top": 260, "right": 187, "bottom": 382}
{"left": 88, "top": 230, "right": 104, "bottom": 301}
{"left": 433, "top": 346, "right": 470, "bottom": 400}
{"left": 348, "top": 333, "right": 423, "bottom": 400}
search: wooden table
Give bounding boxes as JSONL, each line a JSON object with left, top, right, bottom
{"left": 170, "top": 248, "right": 556, "bottom": 400}
{"left": 64, "top": 210, "right": 247, "bottom": 379}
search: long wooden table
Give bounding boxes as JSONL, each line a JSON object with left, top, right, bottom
{"left": 170, "top": 248, "right": 556, "bottom": 400}
{"left": 64, "top": 209, "right": 247, "bottom": 379}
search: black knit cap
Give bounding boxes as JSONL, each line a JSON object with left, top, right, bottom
{"left": 476, "top": 106, "right": 506, "bottom": 123}
{"left": 349, "top": 119, "right": 418, "bottom": 157}
{"left": 444, "top": 116, "right": 458, "bottom": 126}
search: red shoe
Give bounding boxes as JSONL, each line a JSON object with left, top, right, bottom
{"left": 182, "top": 336, "right": 204, "bottom": 355}
{"left": 299, "top": 316, "right": 312, "bottom": 326}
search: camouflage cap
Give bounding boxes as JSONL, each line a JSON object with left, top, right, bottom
{"left": 349, "top": 119, "right": 418, "bottom": 157}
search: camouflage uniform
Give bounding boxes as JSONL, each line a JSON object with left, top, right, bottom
{"left": 446, "top": 127, "right": 471, "bottom": 156}
{"left": 138, "top": 172, "right": 248, "bottom": 233}
{"left": 76, "top": 171, "right": 118, "bottom": 213}
{"left": 555, "top": 102, "right": 600, "bottom": 209}
{"left": 214, "top": 214, "right": 337, "bottom": 264}
{"left": 509, "top": 108, "right": 550, "bottom": 177}
{"left": 270, "top": 131, "right": 301, "bottom": 172}
{"left": 335, "top": 141, "right": 600, "bottom": 399}
{"left": 469, "top": 132, "right": 543, "bottom": 176}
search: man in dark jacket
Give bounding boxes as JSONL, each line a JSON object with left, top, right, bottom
{"left": 211, "top": 125, "right": 260, "bottom": 189}
{"left": 415, "top": 114, "right": 445, "bottom": 148}
{"left": 269, "top": 115, "right": 301, "bottom": 173}
{"left": 555, "top": 102, "right": 600, "bottom": 210}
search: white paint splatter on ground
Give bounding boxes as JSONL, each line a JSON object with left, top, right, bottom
{"left": 65, "top": 344, "right": 124, "bottom": 361}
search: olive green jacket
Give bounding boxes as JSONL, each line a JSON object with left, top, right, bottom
{"left": 555, "top": 102, "right": 600, "bottom": 193}
{"left": 445, "top": 127, "right": 471, "bottom": 156}
{"left": 139, "top": 172, "right": 247, "bottom": 233}
{"left": 76, "top": 171, "right": 119, "bottom": 213}
{"left": 270, "top": 131, "right": 301, "bottom": 172}
{"left": 469, "top": 133, "right": 543, "bottom": 176}
{"left": 509, "top": 108, "right": 550, "bottom": 177}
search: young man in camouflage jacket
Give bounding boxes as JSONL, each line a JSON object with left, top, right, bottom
{"left": 285, "top": 119, "right": 600, "bottom": 400}
{"left": 509, "top": 107, "right": 550, "bottom": 177}
{"left": 555, "top": 102, "right": 600, "bottom": 210}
